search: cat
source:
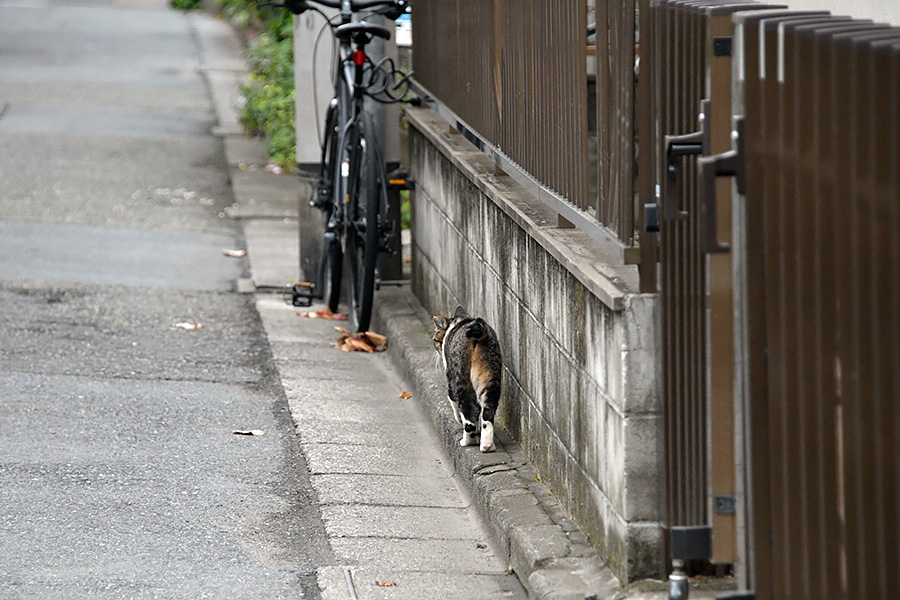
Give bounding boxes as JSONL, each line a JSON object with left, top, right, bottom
{"left": 432, "top": 306, "right": 502, "bottom": 453}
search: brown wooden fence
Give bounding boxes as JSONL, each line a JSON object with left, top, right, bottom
{"left": 410, "top": 0, "right": 649, "bottom": 270}
{"left": 737, "top": 13, "right": 900, "bottom": 598}
{"left": 410, "top": 1, "right": 900, "bottom": 595}
{"left": 411, "top": 0, "right": 588, "bottom": 219}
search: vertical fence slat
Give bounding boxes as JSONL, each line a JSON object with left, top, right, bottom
{"left": 874, "top": 42, "right": 900, "bottom": 589}
{"left": 740, "top": 14, "right": 772, "bottom": 596}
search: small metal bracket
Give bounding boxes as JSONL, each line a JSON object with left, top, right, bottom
{"left": 714, "top": 495, "right": 737, "bottom": 515}
{"left": 713, "top": 36, "right": 733, "bottom": 56}
{"left": 644, "top": 202, "right": 660, "bottom": 233}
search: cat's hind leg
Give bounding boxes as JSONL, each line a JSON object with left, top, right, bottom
{"left": 458, "top": 389, "right": 480, "bottom": 447}
{"left": 478, "top": 381, "right": 501, "bottom": 453}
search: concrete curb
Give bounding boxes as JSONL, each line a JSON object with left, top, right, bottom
{"left": 371, "top": 286, "right": 620, "bottom": 600}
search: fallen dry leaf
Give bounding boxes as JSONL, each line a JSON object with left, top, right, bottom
{"left": 222, "top": 248, "right": 247, "bottom": 258}
{"left": 298, "top": 307, "right": 347, "bottom": 320}
{"left": 374, "top": 580, "right": 397, "bottom": 587}
{"left": 173, "top": 322, "right": 202, "bottom": 331}
{"left": 398, "top": 391, "right": 412, "bottom": 399}
{"left": 333, "top": 327, "right": 389, "bottom": 352}
{"left": 233, "top": 429, "right": 266, "bottom": 436}
{"left": 365, "top": 331, "right": 388, "bottom": 348}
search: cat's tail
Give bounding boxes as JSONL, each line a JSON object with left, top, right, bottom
{"left": 465, "top": 318, "right": 488, "bottom": 340}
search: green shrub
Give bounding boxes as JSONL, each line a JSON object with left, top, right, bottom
{"left": 172, "top": 0, "right": 202, "bottom": 8}
{"left": 400, "top": 190, "right": 411, "bottom": 230}
{"left": 219, "top": 1, "right": 297, "bottom": 172}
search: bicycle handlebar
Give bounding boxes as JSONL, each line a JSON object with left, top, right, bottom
{"left": 307, "top": 0, "right": 403, "bottom": 9}
{"left": 270, "top": 0, "right": 406, "bottom": 15}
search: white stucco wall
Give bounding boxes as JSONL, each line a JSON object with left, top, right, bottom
{"left": 779, "top": 0, "right": 900, "bottom": 25}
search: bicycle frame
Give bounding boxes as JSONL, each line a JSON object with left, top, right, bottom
{"left": 322, "top": 4, "right": 382, "bottom": 234}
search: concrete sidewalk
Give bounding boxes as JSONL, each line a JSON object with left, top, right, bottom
{"left": 201, "top": 10, "right": 729, "bottom": 600}
{"left": 199, "top": 13, "right": 527, "bottom": 600}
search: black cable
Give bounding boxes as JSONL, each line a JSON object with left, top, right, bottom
{"left": 311, "top": 9, "right": 341, "bottom": 148}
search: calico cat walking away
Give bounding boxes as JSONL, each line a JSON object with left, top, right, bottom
{"left": 432, "top": 306, "right": 502, "bottom": 453}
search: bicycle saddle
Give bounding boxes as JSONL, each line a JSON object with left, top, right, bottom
{"left": 334, "top": 21, "right": 391, "bottom": 43}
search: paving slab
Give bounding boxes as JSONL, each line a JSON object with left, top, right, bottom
{"left": 242, "top": 218, "right": 299, "bottom": 288}
{"left": 329, "top": 538, "right": 504, "bottom": 573}
{"left": 285, "top": 383, "right": 417, "bottom": 427}
{"left": 291, "top": 416, "right": 430, "bottom": 449}
{"left": 320, "top": 504, "right": 480, "bottom": 540}
{"left": 302, "top": 442, "right": 447, "bottom": 477}
{"left": 222, "top": 135, "right": 271, "bottom": 167}
{"left": 316, "top": 566, "right": 525, "bottom": 600}
{"left": 310, "top": 473, "right": 465, "bottom": 508}
{"left": 226, "top": 168, "right": 301, "bottom": 219}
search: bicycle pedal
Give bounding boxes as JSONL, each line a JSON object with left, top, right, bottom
{"left": 288, "top": 282, "right": 316, "bottom": 307}
{"left": 387, "top": 167, "right": 414, "bottom": 191}
{"left": 309, "top": 182, "right": 332, "bottom": 210}
{"left": 387, "top": 178, "right": 415, "bottom": 191}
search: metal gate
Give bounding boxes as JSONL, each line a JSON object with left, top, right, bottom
{"left": 647, "top": 3, "right": 900, "bottom": 595}
{"left": 728, "top": 12, "right": 900, "bottom": 598}
{"left": 646, "top": 0, "right": 770, "bottom": 572}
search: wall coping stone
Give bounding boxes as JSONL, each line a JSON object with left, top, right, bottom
{"left": 405, "top": 106, "right": 647, "bottom": 312}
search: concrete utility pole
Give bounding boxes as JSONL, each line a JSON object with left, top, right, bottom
{"left": 292, "top": 10, "right": 400, "bottom": 174}
{"left": 293, "top": 8, "right": 339, "bottom": 176}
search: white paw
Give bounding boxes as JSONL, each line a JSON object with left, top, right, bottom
{"left": 460, "top": 431, "right": 478, "bottom": 446}
{"left": 480, "top": 421, "right": 495, "bottom": 453}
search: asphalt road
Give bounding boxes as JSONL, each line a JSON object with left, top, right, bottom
{"left": 0, "top": 1, "right": 333, "bottom": 598}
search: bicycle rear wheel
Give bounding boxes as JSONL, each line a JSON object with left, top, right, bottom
{"left": 345, "top": 112, "right": 386, "bottom": 332}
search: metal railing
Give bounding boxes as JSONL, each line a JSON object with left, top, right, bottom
{"left": 410, "top": 0, "right": 643, "bottom": 266}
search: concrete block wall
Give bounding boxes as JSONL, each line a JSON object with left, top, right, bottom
{"left": 405, "top": 106, "right": 665, "bottom": 582}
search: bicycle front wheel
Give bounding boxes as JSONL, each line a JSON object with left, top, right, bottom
{"left": 312, "top": 97, "right": 344, "bottom": 311}
{"left": 319, "top": 221, "right": 343, "bottom": 313}
{"left": 345, "top": 113, "right": 385, "bottom": 333}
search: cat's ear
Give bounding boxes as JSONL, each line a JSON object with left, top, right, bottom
{"left": 453, "top": 306, "right": 468, "bottom": 318}
{"left": 433, "top": 315, "right": 448, "bottom": 330}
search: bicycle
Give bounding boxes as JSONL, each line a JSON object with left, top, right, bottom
{"left": 270, "top": 0, "right": 412, "bottom": 333}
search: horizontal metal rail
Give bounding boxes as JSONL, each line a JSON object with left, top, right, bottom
{"left": 409, "top": 77, "right": 640, "bottom": 266}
